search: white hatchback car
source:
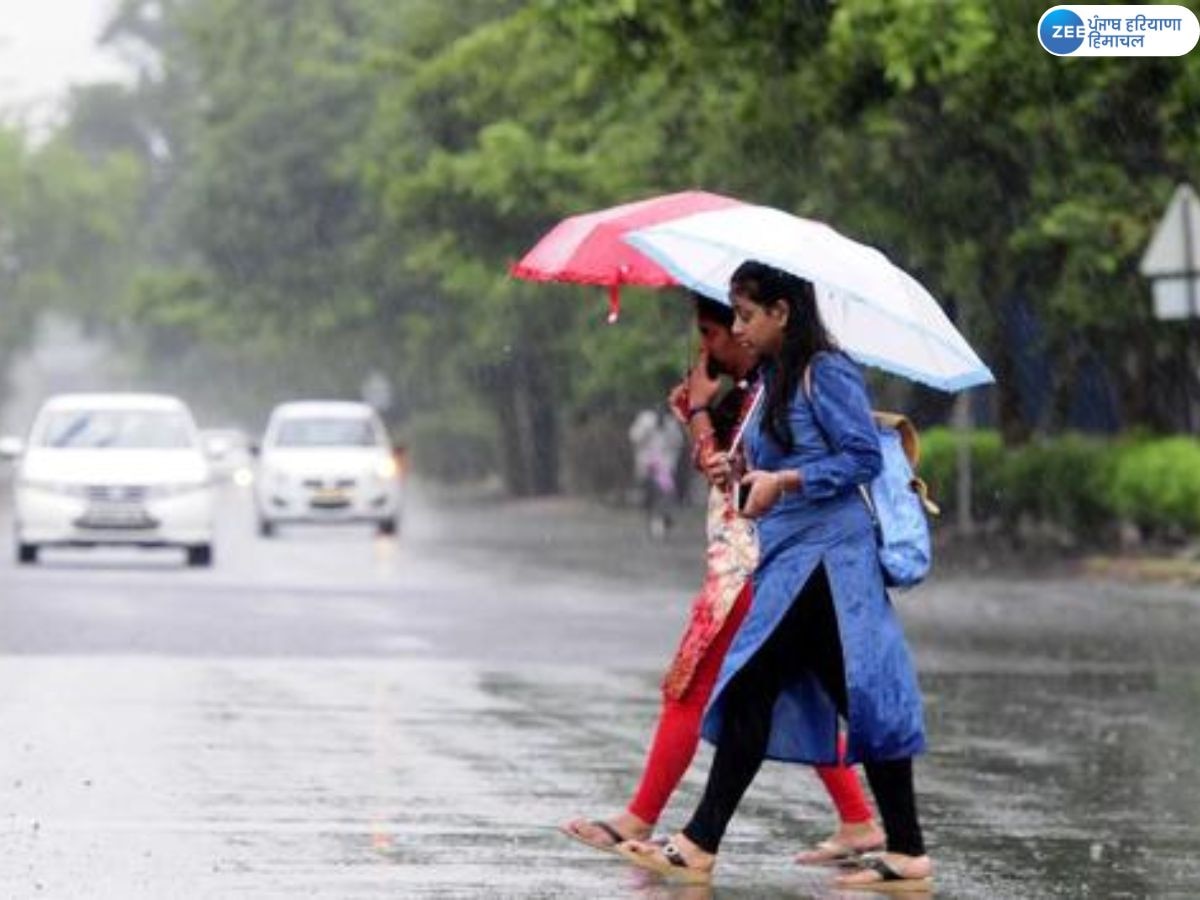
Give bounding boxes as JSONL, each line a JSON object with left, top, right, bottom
{"left": 254, "top": 401, "right": 403, "bottom": 537}
{"left": 8, "top": 393, "right": 215, "bottom": 566}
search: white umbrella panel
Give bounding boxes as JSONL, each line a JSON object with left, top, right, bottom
{"left": 624, "top": 204, "right": 994, "bottom": 392}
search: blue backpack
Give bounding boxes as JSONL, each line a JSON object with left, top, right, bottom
{"left": 804, "top": 369, "right": 939, "bottom": 589}
{"left": 863, "top": 412, "right": 939, "bottom": 589}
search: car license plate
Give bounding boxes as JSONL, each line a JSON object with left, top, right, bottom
{"left": 310, "top": 488, "right": 350, "bottom": 509}
{"left": 78, "top": 503, "right": 155, "bottom": 529}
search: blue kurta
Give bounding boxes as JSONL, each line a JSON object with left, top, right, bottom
{"left": 701, "top": 351, "right": 926, "bottom": 765}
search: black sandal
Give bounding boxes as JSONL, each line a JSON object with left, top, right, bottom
{"left": 836, "top": 854, "right": 933, "bottom": 893}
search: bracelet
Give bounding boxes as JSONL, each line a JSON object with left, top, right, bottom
{"left": 775, "top": 471, "right": 791, "bottom": 496}
{"left": 687, "top": 405, "right": 711, "bottom": 420}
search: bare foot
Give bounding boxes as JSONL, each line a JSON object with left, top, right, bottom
{"left": 795, "top": 819, "right": 886, "bottom": 864}
{"left": 559, "top": 812, "right": 652, "bottom": 850}
{"left": 617, "top": 832, "right": 716, "bottom": 884}
{"left": 832, "top": 820, "right": 886, "bottom": 850}
{"left": 835, "top": 853, "right": 933, "bottom": 890}
{"left": 609, "top": 811, "right": 653, "bottom": 841}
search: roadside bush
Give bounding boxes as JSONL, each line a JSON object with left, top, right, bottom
{"left": 403, "top": 408, "right": 498, "bottom": 484}
{"left": 918, "top": 427, "right": 1200, "bottom": 546}
{"left": 1108, "top": 438, "right": 1200, "bottom": 537}
{"left": 919, "top": 428, "right": 1005, "bottom": 523}
{"left": 993, "top": 435, "right": 1119, "bottom": 542}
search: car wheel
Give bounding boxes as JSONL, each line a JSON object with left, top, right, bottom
{"left": 186, "top": 544, "right": 213, "bottom": 567}
{"left": 258, "top": 518, "right": 275, "bottom": 538}
{"left": 377, "top": 516, "right": 399, "bottom": 537}
{"left": 16, "top": 542, "right": 38, "bottom": 565}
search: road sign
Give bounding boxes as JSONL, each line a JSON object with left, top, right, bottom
{"left": 360, "top": 370, "right": 393, "bottom": 413}
{"left": 1141, "top": 183, "right": 1200, "bottom": 321}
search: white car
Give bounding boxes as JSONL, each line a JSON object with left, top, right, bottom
{"left": 254, "top": 401, "right": 402, "bottom": 537}
{"left": 7, "top": 393, "right": 215, "bottom": 566}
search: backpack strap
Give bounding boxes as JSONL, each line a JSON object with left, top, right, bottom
{"left": 912, "top": 476, "right": 940, "bottom": 516}
{"left": 869, "top": 412, "right": 939, "bottom": 516}
{"left": 872, "top": 412, "right": 919, "bottom": 467}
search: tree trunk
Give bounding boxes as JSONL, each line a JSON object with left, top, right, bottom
{"left": 484, "top": 352, "right": 560, "bottom": 497}
{"left": 993, "top": 295, "right": 1031, "bottom": 446}
{"left": 1046, "top": 337, "right": 1081, "bottom": 433}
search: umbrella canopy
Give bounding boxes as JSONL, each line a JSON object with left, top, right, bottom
{"left": 510, "top": 190, "right": 742, "bottom": 321}
{"left": 624, "top": 205, "right": 994, "bottom": 392}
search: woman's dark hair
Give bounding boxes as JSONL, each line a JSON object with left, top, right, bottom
{"left": 730, "top": 260, "right": 837, "bottom": 452}
{"left": 691, "top": 291, "right": 734, "bottom": 329}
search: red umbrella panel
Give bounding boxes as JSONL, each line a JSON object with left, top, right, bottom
{"left": 510, "top": 190, "right": 743, "bottom": 321}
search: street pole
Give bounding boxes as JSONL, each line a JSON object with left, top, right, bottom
{"left": 953, "top": 301, "right": 975, "bottom": 538}
{"left": 1185, "top": 195, "right": 1197, "bottom": 433}
{"left": 955, "top": 390, "right": 974, "bottom": 538}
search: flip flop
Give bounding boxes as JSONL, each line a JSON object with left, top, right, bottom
{"left": 795, "top": 838, "right": 884, "bottom": 867}
{"left": 615, "top": 840, "right": 714, "bottom": 885}
{"left": 835, "top": 855, "right": 933, "bottom": 893}
{"left": 558, "top": 819, "right": 629, "bottom": 854}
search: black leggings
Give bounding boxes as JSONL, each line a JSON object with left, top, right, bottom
{"left": 682, "top": 565, "right": 925, "bottom": 856}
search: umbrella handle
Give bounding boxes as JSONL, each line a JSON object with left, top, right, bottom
{"left": 606, "top": 263, "right": 633, "bottom": 324}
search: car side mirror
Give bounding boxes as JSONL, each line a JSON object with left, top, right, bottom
{"left": 0, "top": 435, "right": 24, "bottom": 460}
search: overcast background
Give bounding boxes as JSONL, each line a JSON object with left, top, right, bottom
{"left": 0, "top": 0, "right": 128, "bottom": 118}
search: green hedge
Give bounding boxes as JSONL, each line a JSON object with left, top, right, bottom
{"left": 920, "top": 428, "right": 1006, "bottom": 523}
{"left": 916, "top": 429, "right": 1200, "bottom": 544}
{"left": 1109, "top": 438, "right": 1200, "bottom": 535}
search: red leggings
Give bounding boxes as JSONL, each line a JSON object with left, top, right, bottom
{"left": 628, "top": 584, "right": 873, "bottom": 826}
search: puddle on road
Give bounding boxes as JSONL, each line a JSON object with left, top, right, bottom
{"left": 455, "top": 658, "right": 1200, "bottom": 898}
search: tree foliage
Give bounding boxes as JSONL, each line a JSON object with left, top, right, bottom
{"left": 1, "top": 0, "right": 1196, "bottom": 492}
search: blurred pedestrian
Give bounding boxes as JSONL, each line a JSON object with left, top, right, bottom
{"left": 561, "top": 293, "right": 883, "bottom": 865}
{"left": 628, "top": 404, "right": 684, "bottom": 537}
{"left": 618, "top": 263, "right": 933, "bottom": 891}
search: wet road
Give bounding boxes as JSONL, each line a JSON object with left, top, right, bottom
{"left": 0, "top": 484, "right": 1198, "bottom": 898}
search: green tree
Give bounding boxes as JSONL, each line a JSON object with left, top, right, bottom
{"left": 0, "top": 126, "right": 144, "bottom": 387}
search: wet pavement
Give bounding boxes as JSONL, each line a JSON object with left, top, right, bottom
{"left": 0, "top": 484, "right": 1197, "bottom": 897}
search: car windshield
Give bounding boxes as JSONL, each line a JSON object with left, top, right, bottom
{"left": 37, "top": 410, "right": 196, "bottom": 449}
{"left": 273, "top": 417, "right": 379, "bottom": 448}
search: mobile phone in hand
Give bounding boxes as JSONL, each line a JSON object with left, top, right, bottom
{"left": 736, "top": 481, "right": 750, "bottom": 511}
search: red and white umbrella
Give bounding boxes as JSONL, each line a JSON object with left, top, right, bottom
{"left": 510, "top": 190, "right": 743, "bottom": 321}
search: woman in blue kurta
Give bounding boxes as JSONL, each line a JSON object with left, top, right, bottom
{"left": 618, "top": 261, "right": 932, "bottom": 891}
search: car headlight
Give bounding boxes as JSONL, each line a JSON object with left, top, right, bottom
{"left": 18, "top": 480, "right": 88, "bottom": 497}
{"left": 374, "top": 458, "right": 398, "bottom": 480}
{"left": 146, "top": 480, "right": 210, "bottom": 498}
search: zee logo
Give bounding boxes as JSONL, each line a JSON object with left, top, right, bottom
{"left": 1040, "top": 8, "right": 1086, "bottom": 54}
